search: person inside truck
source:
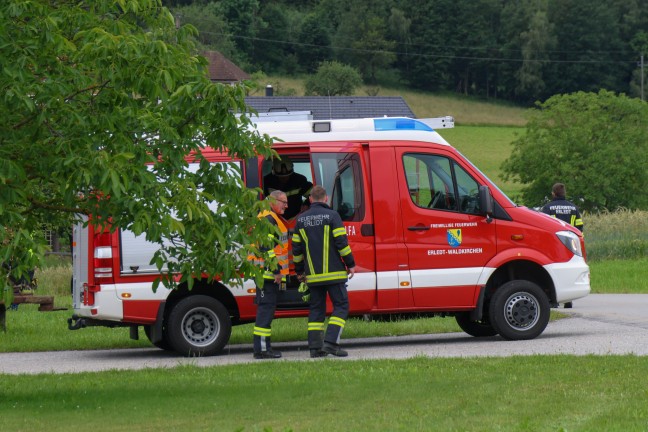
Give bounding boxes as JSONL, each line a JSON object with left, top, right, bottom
{"left": 263, "top": 157, "right": 312, "bottom": 221}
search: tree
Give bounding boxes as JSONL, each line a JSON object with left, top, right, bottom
{"left": 629, "top": 31, "right": 648, "bottom": 100}
{"left": 219, "top": 0, "right": 261, "bottom": 64}
{"left": 387, "top": 7, "right": 412, "bottom": 80}
{"left": 253, "top": 3, "right": 293, "bottom": 73}
{"left": 295, "top": 13, "right": 333, "bottom": 74}
{"left": 515, "top": 10, "right": 556, "bottom": 102}
{"left": 304, "top": 61, "right": 363, "bottom": 95}
{"left": 543, "top": 0, "right": 628, "bottom": 99}
{"left": 400, "top": 0, "right": 456, "bottom": 91}
{"left": 350, "top": 16, "right": 397, "bottom": 84}
{"left": 501, "top": 90, "right": 648, "bottom": 212}
{"left": 171, "top": 2, "right": 237, "bottom": 58}
{"left": 333, "top": 0, "right": 396, "bottom": 84}
{"left": 0, "top": 0, "right": 276, "bottom": 308}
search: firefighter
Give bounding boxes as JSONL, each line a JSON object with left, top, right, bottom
{"left": 541, "top": 183, "right": 584, "bottom": 232}
{"left": 263, "top": 157, "right": 312, "bottom": 221}
{"left": 293, "top": 185, "right": 356, "bottom": 358}
{"left": 249, "top": 190, "right": 290, "bottom": 359}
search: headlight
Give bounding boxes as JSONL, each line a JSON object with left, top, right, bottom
{"left": 556, "top": 231, "right": 582, "bottom": 257}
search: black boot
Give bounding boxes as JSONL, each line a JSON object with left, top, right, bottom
{"left": 254, "top": 350, "right": 282, "bottom": 359}
{"left": 322, "top": 343, "right": 348, "bottom": 357}
{"left": 253, "top": 335, "right": 282, "bottom": 359}
{"left": 310, "top": 349, "right": 328, "bottom": 358}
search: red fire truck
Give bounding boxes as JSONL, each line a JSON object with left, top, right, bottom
{"left": 68, "top": 116, "right": 590, "bottom": 356}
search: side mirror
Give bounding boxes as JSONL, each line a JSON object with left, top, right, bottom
{"left": 478, "top": 185, "right": 494, "bottom": 222}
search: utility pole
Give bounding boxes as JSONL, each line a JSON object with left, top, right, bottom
{"left": 641, "top": 54, "right": 645, "bottom": 102}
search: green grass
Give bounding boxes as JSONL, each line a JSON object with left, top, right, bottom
{"left": 264, "top": 75, "right": 529, "bottom": 126}
{"left": 441, "top": 126, "right": 525, "bottom": 199}
{"left": 589, "top": 259, "right": 648, "bottom": 293}
{"left": 0, "top": 304, "right": 463, "bottom": 353}
{"left": 2, "top": 356, "right": 648, "bottom": 431}
{"left": 584, "top": 209, "right": 648, "bottom": 262}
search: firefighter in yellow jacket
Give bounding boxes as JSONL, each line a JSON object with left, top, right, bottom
{"left": 249, "top": 190, "right": 290, "bottom": 359}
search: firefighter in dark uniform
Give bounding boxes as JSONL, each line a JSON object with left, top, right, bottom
{"left": 292, "top": 185, "right": 356, "bottom": 358}
{"left": 541, "top": 183, "right": 584, "bottom": 232}
{"left": 248, "top": 190, "right": 290, "bottom": 359}
{"left": 541, "top": 183, "right": 583, "bottom": 309}
{"left": 264, "top": 157, "right": 313, "bottom": 221}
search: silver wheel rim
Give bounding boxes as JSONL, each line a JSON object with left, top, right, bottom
{"left": 181, "top": 307, "right": 220, "bottom": 347}
{"left": 503, "top": 291, "right": 540, "bottom": 331}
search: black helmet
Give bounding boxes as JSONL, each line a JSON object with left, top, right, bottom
{"left": 272, "top": 158, "right": 294, "bottom": 177}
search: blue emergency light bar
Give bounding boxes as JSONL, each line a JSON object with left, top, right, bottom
{"left": 373, "top": 118, "right": 434, "bottom": 132}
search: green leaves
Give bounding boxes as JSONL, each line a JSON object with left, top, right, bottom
{"left": 304, "top": 61, "right": 363, "bottom": 96}
{"left": 502, "top": 90, "right": 648, "bottom": 211}
{"left": 1, "top": 0, "right": 275, "bottom": 291}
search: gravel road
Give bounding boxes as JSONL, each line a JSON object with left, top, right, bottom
{"left": 1, "top": 294, "right": 647, "bottom": 375}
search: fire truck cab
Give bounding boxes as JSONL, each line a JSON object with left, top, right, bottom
{"left": 69, "top": 116, "right": 590, "bottom": 356}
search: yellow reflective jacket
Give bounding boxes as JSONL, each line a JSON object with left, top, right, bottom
{"left": 248, "top": 210, "right": 290, "bottom": 280}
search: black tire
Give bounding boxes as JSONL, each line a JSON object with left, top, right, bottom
{"left": 144, "top": 325, "right": 173, "bottom": 352}
{"left": 489, "top": 280, "right": 550, "bottom": 340}
{"left": 455, "top": 312, "right": 498, "bottom": 337}
{"left": 166, "top": 295, "right": 232, "bottom": 357}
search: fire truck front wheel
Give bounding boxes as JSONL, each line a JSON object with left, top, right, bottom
{"left": 488, "top": 280, "right": 550, "bottom": 341}
{"left": 166, "top": 295, "right": 232, "bottom": 357}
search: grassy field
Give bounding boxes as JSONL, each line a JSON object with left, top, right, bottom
{"left": 441, "top": 126, "right": 525, "bottom": 199}
{"left": 262, "top": 75, "right": 529, "bottom": 126}
{"left": 2, "top": 357, "right": 648, "bottom": 431}
{"left": 585, "top": 209, "right": 648, "bottom": 262}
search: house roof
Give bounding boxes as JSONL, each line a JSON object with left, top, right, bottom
{"left": 202, "top": 51, "right": 249, "bottom": 83}
{"left": 244, "top": 96, "right": 416, "bottom": 120}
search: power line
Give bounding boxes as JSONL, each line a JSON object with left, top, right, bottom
{"left": 179, "top": 13, "right": 639, "bottom": 57}
{"left": 197, "top": 30, "right": 637, "bottom": 65}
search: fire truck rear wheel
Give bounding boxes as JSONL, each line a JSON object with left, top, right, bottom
{"left": 167, "top": 295, "right": 232, "bottom": 357}
{"left": 489, "top": 280, "right": 550, "bottom": 340}
{"left": 144, "top": 325, "right": 173, "bottom": 352}
{"left": 454, "top": 312, "right": 498, "bottom": 337}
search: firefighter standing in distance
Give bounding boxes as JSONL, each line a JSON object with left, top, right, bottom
{"left": 541, "top": 183, "right": 584, "bottom": 232}
{"left": 249, "top": 190, "right": 290, "bottom": 359}
{"left": 293, "top": 185, "right": 356, "bottom": 358}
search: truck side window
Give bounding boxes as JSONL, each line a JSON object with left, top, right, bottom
{"left": 403, "top": 154, "right": 480, "bottom": 214}
{"left": 312, "top": 153, "right": 364, "bottom": 222}
{"left": 454, "top": 163, "right": 481, "bottom": 215}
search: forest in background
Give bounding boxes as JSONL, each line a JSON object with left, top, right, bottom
{"left": 164, "top": 0, "right": 648, "bottom": 105}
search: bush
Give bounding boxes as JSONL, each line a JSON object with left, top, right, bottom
{"left": 502, "top": 90, "right": 648, "bottom": 211}
{"left": 304, "top": 61, "right": 363, "bottom": 96}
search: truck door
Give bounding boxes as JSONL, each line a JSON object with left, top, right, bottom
{"left": 259, "top": 150, "right": 314, "bottom": 309}
{"left": 396, "top": 148, "right": 496, "bottom": 308}
{"left": 310, "top": 148, "right": 376, "bottom": 312}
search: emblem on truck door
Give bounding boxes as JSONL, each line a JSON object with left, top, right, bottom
{"left": 447, "top": 229, "right": 462, "bottom": 247}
